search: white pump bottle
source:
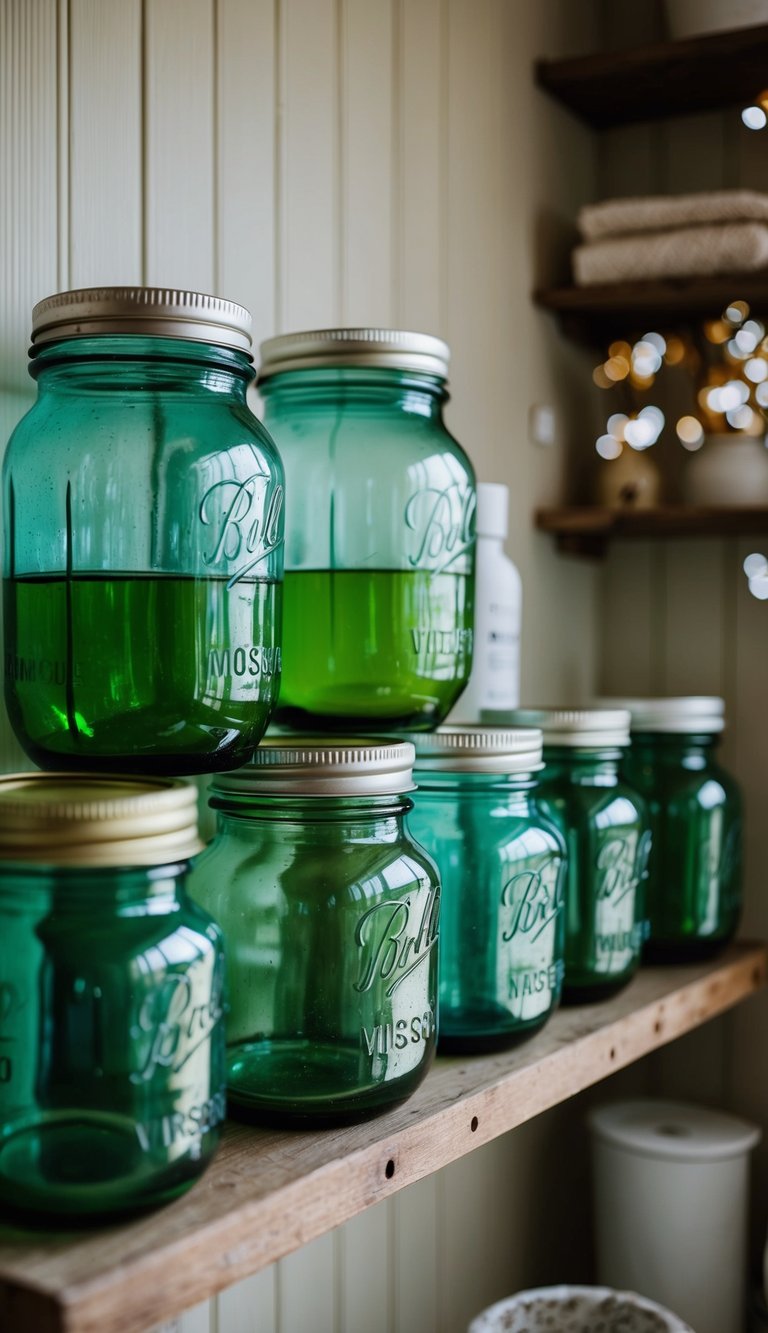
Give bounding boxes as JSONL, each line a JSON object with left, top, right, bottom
{"left": 449, "top": 481, "right": 522, "bottom": 723}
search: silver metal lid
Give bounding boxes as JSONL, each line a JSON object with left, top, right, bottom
{"left": 589, "top": 1099, "right": 760, "bottom": 1163}
{"left": 31, "top": 287, "right": 254, "bottom": 355}
{"left": 409, "top": 725, "right": 543, "bottom": 774}
{"left": 483, "top": 707, "right": 631, "bottom": 749}
{"left": 599, "top": 696, "right": 725, "bottom": 734}
{"left": 0, "top": 773, "right": 202, "bottom": 867}
{"left": 258, "top": 327, "right": 450, "bottom": 380}
{"left": 211, "top": 738, "right": 416, "bottom": 797}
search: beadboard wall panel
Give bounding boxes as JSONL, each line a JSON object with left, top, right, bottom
{"left": 0, "top": 2, "right": 603, "bottom": 1331}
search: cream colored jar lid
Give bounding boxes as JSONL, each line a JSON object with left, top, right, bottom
{"left": 258, "top": 327, "right": 450, "bottom": 380}
{"left": 0, "top": 773, "right": 202, "bottom": 867}
{"left": 483, "top": 707, "right": 631, "bottom": 748}
{"left": 599, "top": 696, "right": 725, "bottom": 734}
{"left": 408, "top": 725, "right": 543, "bottom": 774}
{"left": 31, "top": 286, "right": 253, "bottom": 355}
{"left": 212, "top": 739, "right": 416, "bottom": 797}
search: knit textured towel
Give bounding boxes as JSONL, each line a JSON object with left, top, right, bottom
{"left": 573, "top": 221, "right": 768, "bottom": 286}
{"left": 579, "top": 190, "right": 768, "bottom": 242}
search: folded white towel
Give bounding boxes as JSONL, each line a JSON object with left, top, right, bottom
{"left": 573, "top": 221, "right": 768, "bottom": 286}
{"left": 579, "top": 190, "right": 768, "bottom": 242}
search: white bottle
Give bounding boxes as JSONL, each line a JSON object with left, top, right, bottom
{"left": 449, "top": 481, "right": 522, "bottom": 722}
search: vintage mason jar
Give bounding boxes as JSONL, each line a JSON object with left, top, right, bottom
{"left": 490, "top": 709, "right": 650, "bottom": 1001}
{"left": 0, "top": 773, "right": 225, "bottom": 1220}
{"left": 407, "top": 727, "right": 567, "bottom": 1052}
{"left": 610, "top": 697, "right": 742, "bottom": 960}
{"left": 258, "top": 329, "right": 475, "bottom": 732}
{"left": 189, "top": 739, "right": 440, "bottom": 1124}
{"left": 3, "top": 287, "right": 284, "bottom": 774}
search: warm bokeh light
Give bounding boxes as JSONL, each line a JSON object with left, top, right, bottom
{"left": 595, "top": 434, "right": 622, "bottom": 460}
{"left": 743, "top": 105, "right": 768, "bottom": 130}
{"left": 604, "top": 355, "right": 630, "bottom": 382}
{"left": 592, "top": 364, "right": 613, "bottom": 389}
{"left": 704, "top": 319, "right": 730, "bottom": 344}
{"left": 663, "top": 335, "right": 686, "bottom": 365}
{"left": 725, "top": 300, "right": 750, "bottom": 323}
{"left": 676, "top": 415, "right": 704, "bottom": 450}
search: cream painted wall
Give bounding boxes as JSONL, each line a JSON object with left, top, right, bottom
{"left": 0, "top": 2, "right": 610, "bottom": 1330}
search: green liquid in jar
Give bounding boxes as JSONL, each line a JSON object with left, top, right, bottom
{"left": 3, "top": 572, "right": 281, "bottom": 773}
{"left": 276, "top": 567, "right": 474, "bottom": 731}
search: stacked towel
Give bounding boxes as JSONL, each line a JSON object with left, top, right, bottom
{"left": 572, "top": 189, "right": 768, "bottom": 286}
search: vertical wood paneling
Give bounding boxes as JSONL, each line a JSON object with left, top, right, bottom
{"left": 398, "top": 0, "right": 443, "bottom": 333}
{"left": 144, "top": 0, "right": 215, "bottom": 288}
{"left": 339, "top": 1199, "right": 391, "bottom": 1333}
{"left": 599, "top": 543, "right": 657, "bottom": 694}
{"left": 215, "top": 0, "right": 276, "bottom": 348}
{"left": 0, "top": 0, "right": 61, "bottom": 771}
{"left": 278, "top": 0, "right": 339, "bottom": 329}
{"left": 393, "top": 1176, "right": 439, "bottom": 1333}
{"left": 660, "top": 540, "right": 725, "bottom": 694}
{"left": 278, "top": 1232, "right": 337, "bottom": 1333}
{"left": 217, "top": 1268, "right": 278, "bottom": 1333}
{"left": 69, "top": 0, "right": 142, "bottom": 284}
{"left": 339, "top": 0, "right": 394, "bottom": 326}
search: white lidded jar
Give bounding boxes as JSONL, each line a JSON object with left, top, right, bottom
{"left": 449, "top": 482, "right": 521, "bottom": 722}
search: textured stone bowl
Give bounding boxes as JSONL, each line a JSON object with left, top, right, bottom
{"left": 468, "top": 1285, "right": 693, "bottom": 1333}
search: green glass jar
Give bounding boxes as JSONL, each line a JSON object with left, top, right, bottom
{"left": 0, "top": 774, "right": 225, "bottom": 1221}
{"left": 258, "top": 329, "right": 475, "bottom": 732}
{"left": 407, "top": 727, "right": 567, "bottom": 1052}
{"left": 491, "top": 709, "right": 650, "bottom": 1002}
{"left": 610, "top": 697, "right": 742, "bottom": 961}
{"left": 188, "top": 739, "right": 440, "bottom": 1124}
{"left": 3, "top": 287, "right": 284, "bottom": 774}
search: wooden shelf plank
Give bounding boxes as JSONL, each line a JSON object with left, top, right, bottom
{"left": 533, "top": 276, "right": 768, "bottom": 344}
{"left": 0, "top": 943, "right": 765, "bottom": 1333}
{"left": 535, "top": 24, "right": 768, "bottom": 129}
{"left": 536, "top": 506, "right": 768, "bottom": 556}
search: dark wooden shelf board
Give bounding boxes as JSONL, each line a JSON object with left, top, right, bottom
{"left": 0, "top": 944, "right": 765, "bottom": 1333}
{"left": 536, "top": 24, "right": 768, "bottom": 129}
{"left": 536, "top": 506, "right": 768, "bottom": 556}
{"left": 533, "top": 276, "right": 768, "bottom": 344}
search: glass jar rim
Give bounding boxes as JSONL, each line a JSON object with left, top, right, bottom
{"left": 210, "top": 738, "right": 416, "bottom": 797}
{"left": 258, "top": 326, "right": 449, "bottom": 381}
{"left": 31, "top": 286, "right": 253, "bottom": 357}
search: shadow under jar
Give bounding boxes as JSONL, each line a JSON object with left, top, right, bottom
{"left": 188, "top": 739, "right": 440, "bottom": 1125}
{"left": 257, "top": 329, "right": 476, "bottom": 733}
{"left": 0, "top": 774, "right": 226, "bottom": 1222}
{"left": 406, "top": 726, "right": 567, "bottom": 1053}
{"left": 3, "top": 287, "right": 284, "bottom": 774}
{"left": 609, "top": 697, "right": 742, "bottom": 962}
{"left": 488, "top": 708, "right": 650, "bottom": 1004}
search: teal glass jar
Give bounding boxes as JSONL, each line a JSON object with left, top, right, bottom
{"left": 3, "top": 287, "right": 284, "bottom": 774}
{"left": 407, "top": 727, "right": 567, "bottom": 1052}
{"left": 188, "top": 739, "right": 440, "bottom": 1124}
{"left": 258, "top": 329, "right": 475, "bottom": 732}
{"left": 0, "top": 774, "right": 225, "bottom": 1221}
{"left": 491, "top": 709, "right": 650, "bottom": 1002}
{"left": 611, "top": 697, "right": 742, "bottom": 961}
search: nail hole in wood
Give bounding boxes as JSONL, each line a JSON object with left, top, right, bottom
{"left": 385, "top": 1159, "right": 395, "bottom": 1179}
{"left": 470, "top": 1116, "right": 479, "bottom": 1133}
{"left": 654, "top": 1020, "right": 663, "bottom": 1034}
{"left": 753, "top": 967, "right": 763, "bottom": 987}
{"left": 609, "top": 1047, "right": 616, "bottom": 1061}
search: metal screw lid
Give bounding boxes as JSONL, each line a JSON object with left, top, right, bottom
{"left": 483, "top": 707, "right": 632, "bottom": 749}
{"left": 0, "top": 773, "right": 202, "bottom": 867}
{"left": 211, "top": 738, "right": 416, "bottom": 797}
{"left": 258, "top": 327, "right": 450, "bottom": 380}
{"left": 408, "top": 725, "right": 543, "bottom": 774}
{"left": 31, "top": 287, "right": 253, "bottom": 356}
{"left": 598, "top": 696, "right": 725, "bottom": 734}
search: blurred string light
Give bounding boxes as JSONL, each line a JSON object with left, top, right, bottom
{"left": 743, "top": 552, "right": 768, "bottom": 600}
{"left": 593, "top": 304, "right": 768, "bottom": 462}
{"left": 742, "top": 92, "right": 768, "bottom": 130}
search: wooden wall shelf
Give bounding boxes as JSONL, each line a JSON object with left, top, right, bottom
{"left": 0, "top": 944, "right": 765, "bottom": 1333}
{"left": 535, "top": 23, "right": 768, "bottom": 129}
{"left": 533, "top": 276, "right": 768, "bottom": 345}
{"left": 536, "top": 506, "right": 768, "bottom": 556}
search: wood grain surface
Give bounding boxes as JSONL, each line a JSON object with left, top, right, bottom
{"left": 1, "top": 943, "right": 765, "bottom": 1333}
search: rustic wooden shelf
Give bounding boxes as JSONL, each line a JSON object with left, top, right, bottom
{"left": 533, "top": 276, "right": 768, "bottom": 344}
{"left": 536, "top": 505, "right": 768, "bottom": 556}
{"left": 0, "top": 943, "right": 765, "bottom": 1333}
{"left": 535, "top": 23, "right": 768, "bottom": 129}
